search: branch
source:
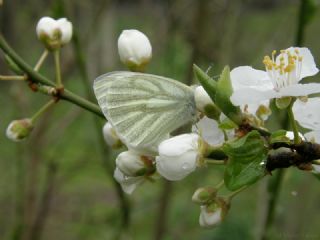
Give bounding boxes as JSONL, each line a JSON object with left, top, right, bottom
{"left": 0, "top": 34, "right": 104, "bottom": 118}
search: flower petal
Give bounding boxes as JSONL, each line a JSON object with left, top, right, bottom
{"left": 278, "top": 83, "right": 320, "bottom": 98}
{"left": 285, "top": 47, "right": 319, "bottom": 80}
{"left": 305, "top": 130, "right": 320, "bottom": 143}
{"left": 293, "top": 98, "right": 320, "bottom": 130}
{"left": 113, "top": 167, "right": 144, "bottom": 194}
{"left": 230, "top": 87, "right": 278, "bottom": 105}
{"left": 192, "top": 117, "right": 225, "bottom": 145}
{"left": 230, "top": 66, "right": 273, "bottom": 91}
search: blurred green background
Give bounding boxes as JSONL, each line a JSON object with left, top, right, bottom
{"left": 1, "top": 0, "right": 320, "bottom": 239}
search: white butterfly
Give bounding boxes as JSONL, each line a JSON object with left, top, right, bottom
{"left": 93, "top": 71, "right": 197, "bottom": 155}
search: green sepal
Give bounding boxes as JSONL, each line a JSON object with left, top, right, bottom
{"left": 275, "top": 97, "right": 292, "bottom": 109}
{"left": 203, "top": 104, "right": 221, "bottom": 121}
{"left": 223, "top": 131, "right": 267, "bottom": 191}
{"left": 269, "top": 130, "right": 290, "bottom": 145}
{"left": 215, "top": 66, "right": 242, "bottom": 125}
{"left": 193, "top": 64, "right": 217, "bottom": 102}
{"left": 219, "top": 117, "right": 237, "bottom": 130}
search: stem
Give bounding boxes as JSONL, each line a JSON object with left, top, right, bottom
{"left": 215, "top": 179, "right": 224, "bottom": 189}
{"left": 0, "top": 34, "right": 104, "bottom": 118}
{"left": 287, "top": 99, "right": 301, "bottom": 144}
{"left": 261, "top": 170, "right": 285, "bottom": 240}
{"left": 53, "top": 50, "right": 62, "bottom": 88}
{"left": 226, "top": 185, "right": 248, "bottom": 200}
{"left": 34, "top": 49, "right": 49, "bottom": 72}
{"left": 0, "top": 75, "right": 26, "bottom": 80}
{"left": 31, "top": 99, "right": 56, "bottom": 123}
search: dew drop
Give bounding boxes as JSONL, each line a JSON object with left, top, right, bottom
{"left": 182, "top": 163, "right": 190, "bottom": 170}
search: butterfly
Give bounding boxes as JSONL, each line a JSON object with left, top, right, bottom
{"left": 93, "top": 71, "right": 197, "bottom": 155}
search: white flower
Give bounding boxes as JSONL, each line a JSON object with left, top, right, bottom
{"left": 199, "top": 205, "right": 222, "bottom": 228}
{"left": 194, "top": 86, "right": 213, "bottom": 112}
{"left": 113, "top": 167, "right": 144, "bottom": 194}
{"left": 192, "top": 116, "right": 225, "bottom": 146}
{"left": 36, "top": 17, "right": 73, "bottom": 50}
{"left": 230, "top": 66, "right": 270, "bottom": 116}
{"left": 118, "top": 29, "right": 152, "bottom": 70}
{"left": 6, "top": 118, "right": 33, "bottom": 142}
{"left": 115, "top": 151, "right": 146, "bottom": 176}
{"left": 293, "top": 98, "right": 320, "bottom": 144}
{"left": 293, "top": 98, "right": 320, "bottom": 130}
{"left": 156, "top": 133, "right": 200, "bottom": 181}
{"left": 102, "top": 122, "right": 122, "bottom": 148}
{"left": 230, "top": 47, "right": 320, "bottom": 106}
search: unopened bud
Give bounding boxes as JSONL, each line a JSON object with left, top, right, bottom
{"left": 6, "top": 118, "right": 33, "bottom": 142}
{"left": 102, "top": 122, "right": 122, "bottom": 148}
{"left": 36, "top": 17, "right": 73, "bottom": 51}
{"left": 192, "top": 187, "right": 217, "bottom": 204}
{"left": 116, "top": 151, "right": 149, "bottom": 177}
{"left": 117, "top": 29, "right": 152, "bottom": 71}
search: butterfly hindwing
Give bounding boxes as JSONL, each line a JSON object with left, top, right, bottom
{"left": 94, "top": 71, "right": 196, "bottom": 154}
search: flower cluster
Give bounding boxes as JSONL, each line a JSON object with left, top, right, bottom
{"left": 102, "top": 38, "right": 320, "bottom": 228}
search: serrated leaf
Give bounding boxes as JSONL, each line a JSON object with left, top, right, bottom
{"left": 193, "top": 64, "right": 217, "bottom": 101}
{"left": 215, "top": 66, "right": 242, "bottom": 125}
{"left": 223, "top": 131, "right": 266, "bottom": 191}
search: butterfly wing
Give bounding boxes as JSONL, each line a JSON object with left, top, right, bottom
{"left": 93, "top": 71, "right": 196, "bottom": 154}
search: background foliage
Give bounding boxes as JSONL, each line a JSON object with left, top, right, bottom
{"left": 1, "top": 0, "right": 320, "bottom": 239}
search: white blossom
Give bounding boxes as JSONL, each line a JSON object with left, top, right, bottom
{"left": 194, "top": 86, "right": 213, "bottom": 112}
{"left": 113, "top": 167, "right": 144, "bottom": 194}
{"left": 156, "top": 133, "right": 200, "bottom": 181}
{"left": 115, "top": 151, "right": 146, "bottom": 176}
{"left": 231, "top": 47, "right": 320, "bottom": 106}
{"left": 118, "top": 29, "right": 152, "bottom": 70}
{"left": 192, "top": 116, "right": 225, "bottom": 146}
{"left": 199, "top": 205, "right": 222, "bottom": 228}
{"left": 102, "top": 122, "right": 122, "bottom": 148}
{"left": 36, "top": 17, "right": 72, "bottom": 50}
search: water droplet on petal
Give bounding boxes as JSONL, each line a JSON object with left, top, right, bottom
{"left": 182, "top": 163, "right": 190, "bottom": 170}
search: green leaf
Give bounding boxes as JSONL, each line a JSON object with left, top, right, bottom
{"left": 223, "top": 131, "right": 267, "bottom": 191}
{"left": 215, "top": 66, "right": 242, "bottom": 125}
{"left": 193, "top": 64, "right": 217, "bottom": 101}
{"left": 269, "top": 130, "right": 290, "bottom": 145}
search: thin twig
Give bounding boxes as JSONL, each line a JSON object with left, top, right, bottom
{"left": 0, "top": 34, "right": 104, "bottom": 118}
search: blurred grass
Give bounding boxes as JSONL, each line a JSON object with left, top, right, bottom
{"left": 1, "top": 0, "right": 320, "bottom": 240}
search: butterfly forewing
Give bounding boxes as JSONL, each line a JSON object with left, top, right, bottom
{"left": 94, "top": 71, "right": 196, "bottom": 154}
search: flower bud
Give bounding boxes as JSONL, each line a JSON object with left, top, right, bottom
{"left": 194, "top": 86, "right": 220, "bottom": 120}
{"left": 102, "top": 122, "right": 122, "bottom": 148}
{"left": 199, "top": 197, "right": 230, "bottom": 228}
{"left": 116, "top": 151, "right": 147, "bottom": 177}
{"left": 6, "top": 118, "right": 33, "bottom": 142}
{"left": 36, "top": 17, "right": 73, "bottom": 50}
{"left": 199, "top": 204, "right": 222, "bottom": 228}
{"left": 117, "top": 29, "right": 152, "bottom": 71}
{"left": 113, "top": 167, "right": 144, "bottom": 194}
{"left": 156, "top": 133, "right": 201, "bottom": 181}
{"left": 192, "top": 187, "right": 216, "bottom": 204}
